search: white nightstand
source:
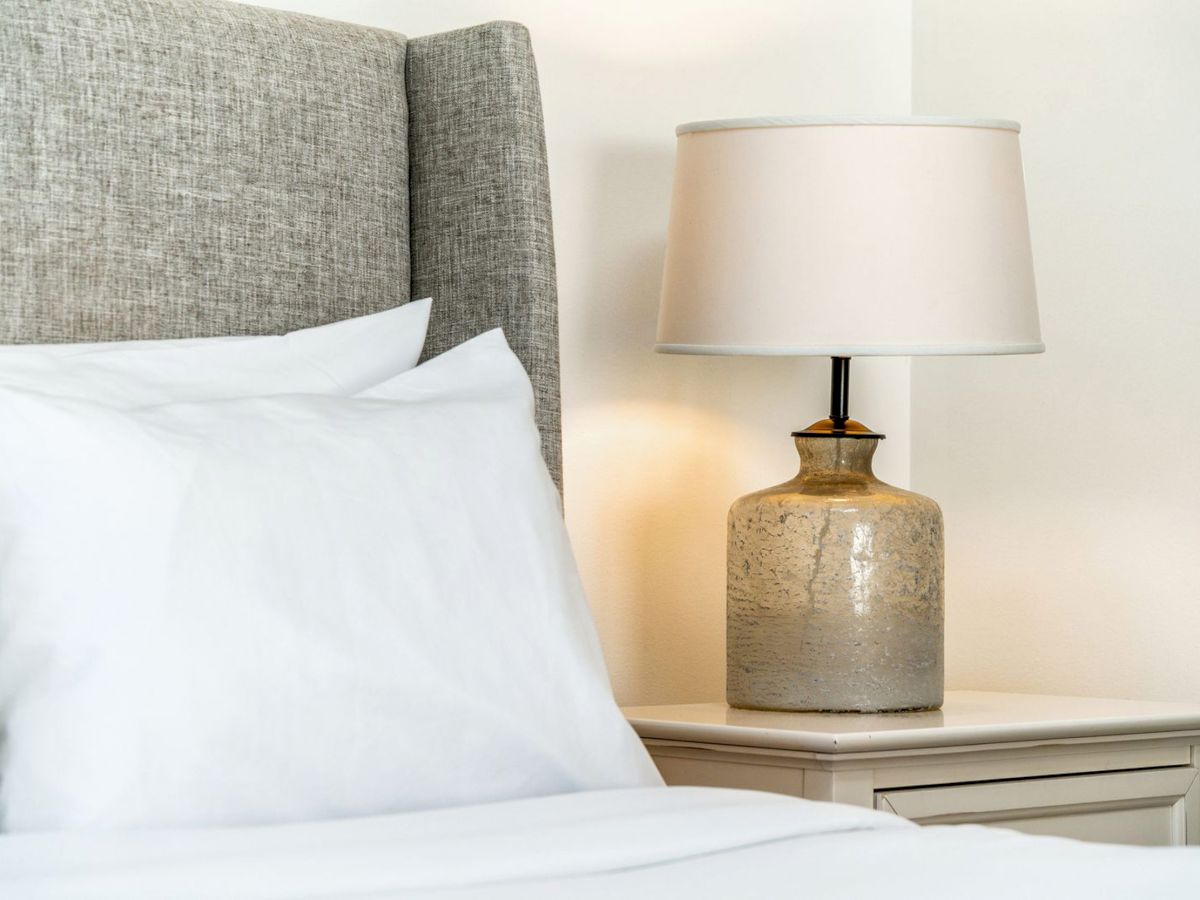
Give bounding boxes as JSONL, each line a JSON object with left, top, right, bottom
{"left": 624, "top": 691, "right": 1200, "bottom": 846}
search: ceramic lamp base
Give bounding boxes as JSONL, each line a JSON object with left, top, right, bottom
{"left": 726, "top": 427, "right": 944, "bottom": 713}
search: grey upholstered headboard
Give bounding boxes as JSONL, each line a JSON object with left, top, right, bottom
{"left": 0, "top": 0, "right": 561, "bottom": 486}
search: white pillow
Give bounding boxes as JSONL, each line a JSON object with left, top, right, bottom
{"left": 0, "top": 297, "right": 431, "bottom": 404}
{"left": 0, "top": 329, "right": 660, "bottom": 831}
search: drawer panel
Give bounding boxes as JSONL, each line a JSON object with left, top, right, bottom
{"left": 876, "top": 767, "right": 1199, "bottom": 846}
{"left": 870, "top": 742, "right": 1193, "bottom": 790}
{"left": 650, "top": 752, "right": 805, "bottom": 796}
{"left": 997, "top": 805, "right": 1177, "bottom": 846}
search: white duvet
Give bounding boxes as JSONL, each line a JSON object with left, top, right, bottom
{"left": 3, "top": 787, "right": 1198, "bottom": 899}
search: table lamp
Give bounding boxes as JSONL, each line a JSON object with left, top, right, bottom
{"left": 656, "top": 115, "right": 1042, "bottom": 713}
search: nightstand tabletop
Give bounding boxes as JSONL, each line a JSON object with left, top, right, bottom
{"left": 623, "top": 691, "right": 1200, "bottom": 754}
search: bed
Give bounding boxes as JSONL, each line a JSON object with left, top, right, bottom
{"left": 1, "top": 0, "right": 1199, "bottom": 896}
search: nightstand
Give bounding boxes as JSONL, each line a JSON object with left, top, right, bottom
{"left": 624, "top": 691, "right": 1200, "bottom": 846}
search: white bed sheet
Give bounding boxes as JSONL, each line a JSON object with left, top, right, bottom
{"left": 2, "top": 786, "right": 1197, "bottom": 899}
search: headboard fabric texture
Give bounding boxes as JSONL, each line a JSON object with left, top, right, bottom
{"left": 0, "top": 0, "right": 561, "bottom": 486}
{"left": 407, "top": 26, "right": 561, "bottom": 484}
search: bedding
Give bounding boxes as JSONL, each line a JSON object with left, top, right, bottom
{"left": 0, "top": 298, "right": 431, "bottom": 404}
{"left": 0, "top": 328, "right": 659, "bottom": 832}
{"left": 1, "top": 786, "right": 1196, "bottom": 898}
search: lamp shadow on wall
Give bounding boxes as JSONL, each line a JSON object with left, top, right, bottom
{"left": 565, "top": 145, "right": 828, "bottom": 705}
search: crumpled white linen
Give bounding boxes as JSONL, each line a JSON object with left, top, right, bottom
{"left": 0, "top": 328, "right": 658, "bottom": 831}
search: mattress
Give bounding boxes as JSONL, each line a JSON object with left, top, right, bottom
{"left": 3, "top": 786, "right": 1198, "bottom": 898}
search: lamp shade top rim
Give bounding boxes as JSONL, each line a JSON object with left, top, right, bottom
{"left": 676, "top": 115, "right": 1020, "bottom": 136}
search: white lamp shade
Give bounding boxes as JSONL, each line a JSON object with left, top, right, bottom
{"left": 656, "top": 116, "right": 1042, "bottom": 356}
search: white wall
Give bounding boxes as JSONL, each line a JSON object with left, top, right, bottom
{"left": 233, "top": 1, "right": 1200, "bottom": 707}
{"left": 913, "top": 1, "right": 1200, "bottom": 702}
{"left": 242, "top": 0, "right": 914, "bottom": 704}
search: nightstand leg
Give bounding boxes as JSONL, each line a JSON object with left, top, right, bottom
{"left": 804, "top": 768, "right": 875, "bottom": 809}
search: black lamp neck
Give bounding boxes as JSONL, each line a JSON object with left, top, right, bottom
{"left": 830, "top": 356, "right": 850, "bottom": 431}
{"left": 790, "top": 355, "right": 886, "bottom": 440}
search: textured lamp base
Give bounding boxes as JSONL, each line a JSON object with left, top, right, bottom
{"left": 727, "top": 426, "right": 944, "bottom": 713}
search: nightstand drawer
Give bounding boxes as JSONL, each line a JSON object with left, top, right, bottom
{"left": 875, "top": 767, "right": 1200, "bottom": 846}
